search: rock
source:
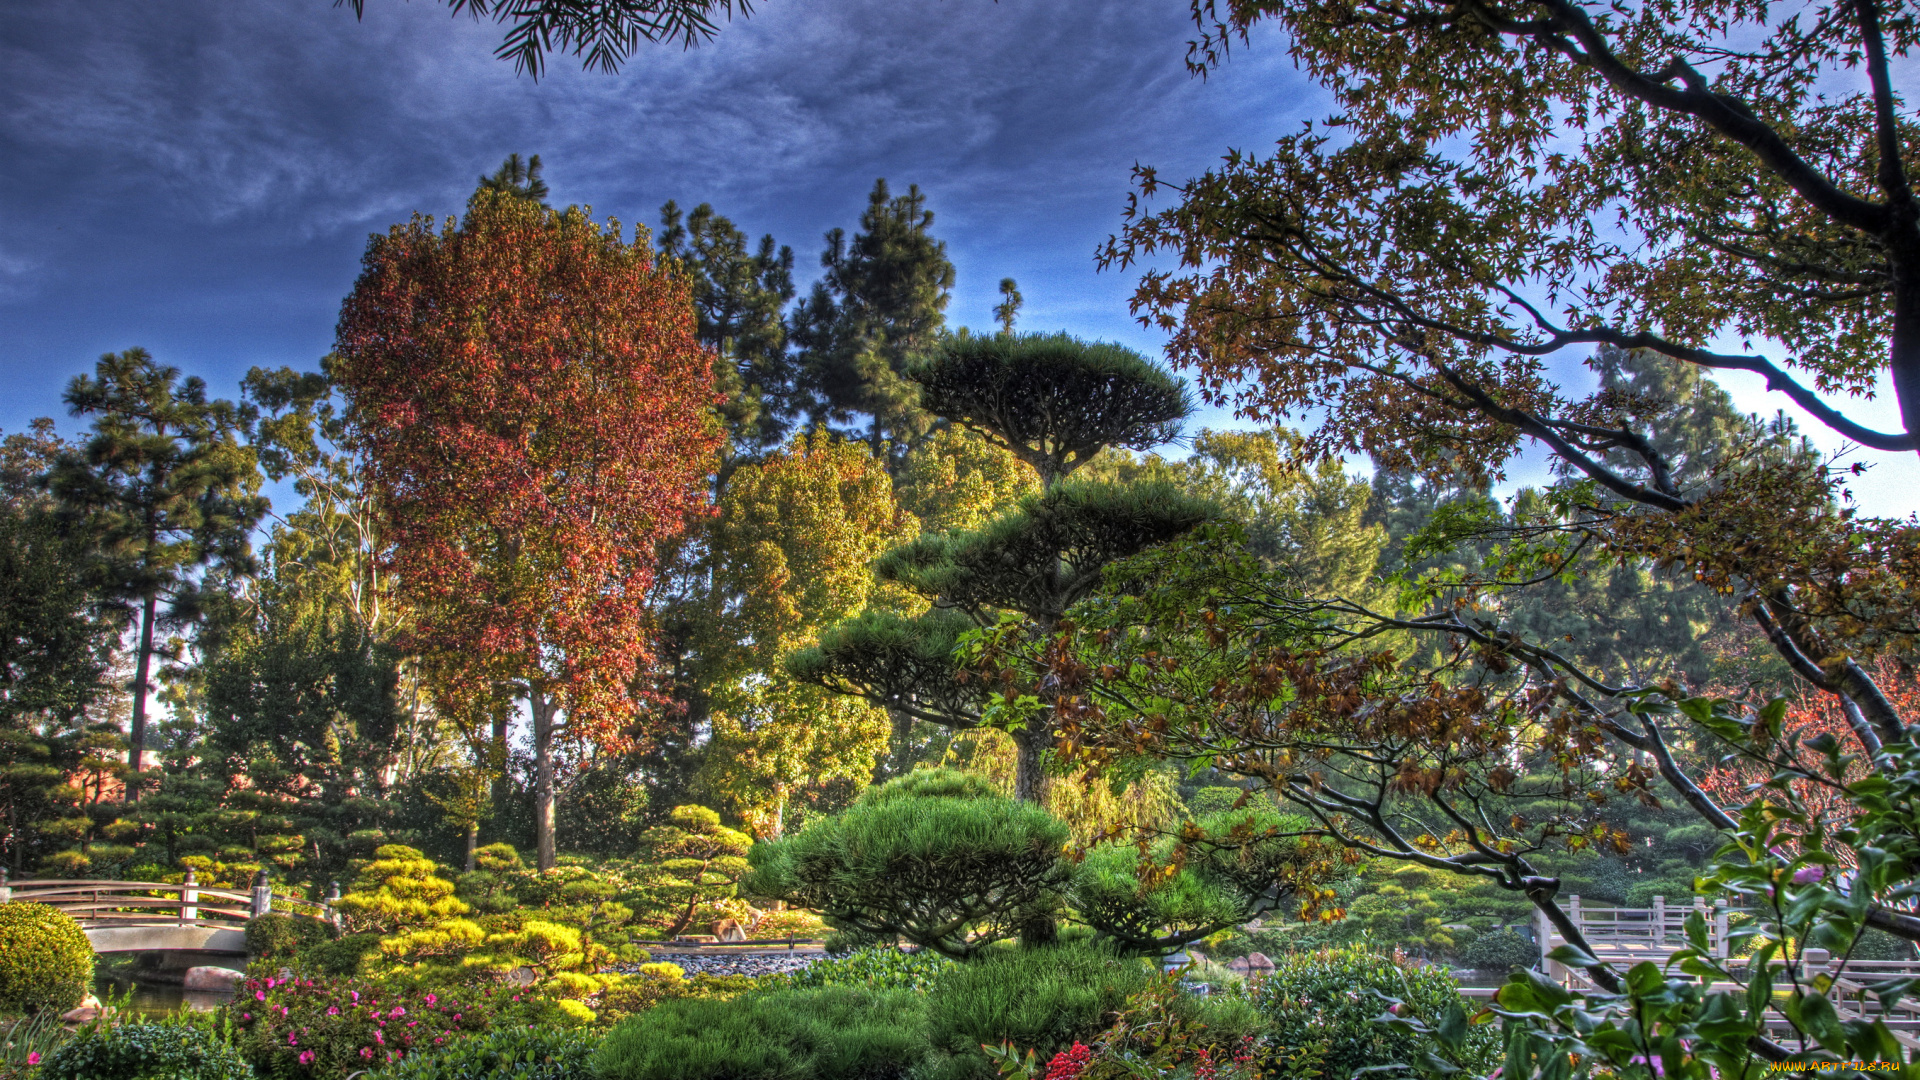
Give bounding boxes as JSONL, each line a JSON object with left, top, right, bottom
{"left": 60, "top": 1005, "right": 100, "bottom": 1024}
{"left": 506, "top": 966, "right": 538, "bottom": 986}
{"left": 183, "top": 966, "right": 245, "bottom": 992}
{"left": 711, "top": 919, "right": 747, "bottom": 942}
{"left": 1228, "top": 957, "right": 1252, "bottom": 974}
{"left": 1246, "top": 952, "right": 1275, "bottom": 972}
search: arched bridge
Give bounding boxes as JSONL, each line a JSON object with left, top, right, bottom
{"left": 0, "top": 870, "right": 337, "bottom": 956}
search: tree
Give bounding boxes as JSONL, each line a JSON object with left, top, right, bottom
{"left": 792, "top": 179, "right": 955, "bottom": 469}
{"left": 992, "top": 278, "right": 1023, "bottom": 336}
{"left": 636, "top": 804, "right": 751, "bottom": 937}
{"left": 340, "top": 0, "right": 752, "bottom": 77}
{"left": 478, "top": 153, "right": 549, "bottom": 204}
{"left": 333, "top": 189, "right": 720, "bottom": 870}
{"left": 791, "top": 332, "right": 1204, "bottom": 801}
{"left": 48, "top": 350, "right": 265, "bottom": 782}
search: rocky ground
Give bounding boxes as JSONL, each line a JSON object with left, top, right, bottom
{"left": 618, "top": 950, "right": 823, "bottom": 978}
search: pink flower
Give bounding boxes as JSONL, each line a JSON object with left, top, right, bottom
{"left": 26, "top": 1053, "right": 40, "bottom": 1065}
{"left": 391, "top": 1006, "right": 406, "bottom": 1017}
{"left": 299, "top": 1051, "right": 315, "bottom": 1065}
{"left": 256, "top": 990, "right": 267, "bottom": 1001}
{"left": 375, "top": 1031, "right": 385, "bottom": 1045}
{"left": 351, "top": 991, "right": 360, "bottom": 1003}
{"left": 1793, "top": 865, "right": 1827, "bottom": 884}
{"left": 289, "top": 1032, "right": 299, "bottom": 1045}
{"left": 327, "top": 1007, "right": 339, "bottom": 1016}
{"left": 361, "top": 1048, "right": 375, "bottom": 1060}
{"left": 424, "top": 993, "right": 437, "bottom": 1005}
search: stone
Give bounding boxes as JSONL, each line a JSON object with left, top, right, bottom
{"left": 60, "top": 1006, "right": 100, "bottom": 1024}
{"left": 1227, "top": 957, "right": 1252, "bottom": 974}
{"left": 506, "top": 966, "right": 538, "bottom": 986}
{"left": 182, "top": 966, "right": 245, "bottom": 992}
{"left": 1246, "top": 952, "right": 1275, "bottom": 972}
{"left": 711, "top": 919, "right": 747, "bottom": 942}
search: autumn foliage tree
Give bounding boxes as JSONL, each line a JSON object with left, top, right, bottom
{"left": 333, "top": 190, "right": 720, "bottom": 870}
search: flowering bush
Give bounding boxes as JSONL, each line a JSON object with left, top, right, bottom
{"left": 228, "top": 973, "right": 566, "bottom": 1078}
{"left": 40, "top": 1017, "right": 254, "bottom": 1080}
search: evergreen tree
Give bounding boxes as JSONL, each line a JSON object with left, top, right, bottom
{"left": 790, "top": 333, "right": 1204, "bottom": 802}
{"left": 477, "top": 153, "right": 549, "bottom": 204}
{"left": 48, "top": 350, "right": 265, "bottom": 783}
{"left": 791, "top": 179, "right": 955, "bottom": 469}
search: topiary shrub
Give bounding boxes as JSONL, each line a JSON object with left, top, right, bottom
{"left": 784, "top": 946, "right": 953, "bottom": 993}
{"left": 744, "top": 773, "right": 1074, "bottom": 959}
{"left": 919, "top": 942, "right": 1151, "bottom": 1080}
{"left": 1251, "top": 947, "right": 1500, "bottom": 1077}
{"left": 365, "top": 1025, "right": 595, "bottom": 1080}
{"left": 245, "top": 913, "right": 330, "bottom": 961}
{"left": 0, "top": 901, "right": 94, "bottom": 1015}
{"left": 593, "top": 986, "right": 927, "bottom": 1080}
{"left": 40, "top": 1018, "right": 254, "bottom": 1080}
{"left": 299, "top": 931, "right": 384, "bottom": 976}
{"left": 1457, "top": 927, "right": 1540, "bottom": 972}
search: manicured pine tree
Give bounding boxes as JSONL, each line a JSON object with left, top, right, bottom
{"left": 48, "top": 350, "right": 265, "bottom": 785}
{"left": 790, "top": 332, "right": 1204, "bottom": 802}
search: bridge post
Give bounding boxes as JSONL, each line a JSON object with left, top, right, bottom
{"left": 0, "top": 867, "right": 10, "bottom": 904}
{"left": 180, "top": 869, "right": 198, "bottom": 925}
{"left": 1652, "top": 895, "right": 1665, "bottom": 945}
{"left": 1713, "top": 899, "right": 1730, "bottom": 960}
{"left": 1568, "top": 894, "right": 1581, "bottom": 939}
{"left": 325, "top": 881, "right": 342, "bottom": 930}
{"left": 250, "top": 870, "right": 272, "bottom": 919}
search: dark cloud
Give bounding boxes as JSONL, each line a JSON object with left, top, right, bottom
{"left": 0, "top": 0, "right": 1318, "bottom": 436}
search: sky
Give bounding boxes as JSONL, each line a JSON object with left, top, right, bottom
{"left": 3, "top": 0, "right": 1916, "bottom": 517}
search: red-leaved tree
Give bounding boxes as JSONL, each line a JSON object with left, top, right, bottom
{"left": 334, "top": 191, "right": 720, "bottom": 869}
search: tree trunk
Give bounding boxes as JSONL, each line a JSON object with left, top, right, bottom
{"left": 127, "top": 594, "right": 158, "bottom": 792}
{"left": 1011, "top": 726, "right": 1048, "bottom": 803}
{"left": 488, "top": 708, "right": 510, "bottom": 838}
{"left": 464, "top": 823, "right": 479, "bottom": 873}
{"left": 531, "top": 687, "right": 557, "bottom": 871}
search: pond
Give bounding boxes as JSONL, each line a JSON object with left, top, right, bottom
{"left": 93, "top": 974, "right": 233, "bottom": 1016}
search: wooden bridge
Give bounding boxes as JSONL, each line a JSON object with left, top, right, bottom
{"left": 1529, "top": 895, "right": 1920, "bottom": 1053}
{"left": 0, "top": 869, "right": 337, "bottom": 957}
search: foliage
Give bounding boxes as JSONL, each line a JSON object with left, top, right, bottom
{"left": 363, "top": 1025, "right": 595, "bottom": 1080}
{"left": 228, "top": 972, "right": 549, "bottom": 1079}
{"left": 983, "top": 972, "right": 1288, "bottom": 1080}
{"left": 247, "top": 913, "right": 332, "bottom": 961}
{"left": 1456, "top": 928, "right": 1541, "bottom": 973}
{"left": 592, "top": 985, "right": 928, "bottom": 1080}
{"left": 1250, "top": 947, "right": 1498, "bottom": 1078}
{"left": 40, "top": 1017, "right": 255, "bottom": 1080}
{"left": 1069, "top": 807, "right": 1347, "bottom": 956}
{"left": 0, "top": 903, "right": 93, "bottom": 1015}
{"left": 334, "top": 187, "right": 719, "bottom": 870}
{"left": 744, "top": 771, "right": 1074, "bottom": 958}
{"left": 633, "top": 805, "right": 752, "bottom": 936}
{"left": 0, "top": 1009, "right": 71, "bottom": 1079}
{"left": 782, "top": 945, "right": 953, "bottom": 993}
{"left": 333, "top": 846, "right": 469, "bottom": 935}
{"left": 48, "top": 348, "right": 264, "bottom": 781}
{"left": 920, "top": 942, "right": 1152, "bottom": 1080}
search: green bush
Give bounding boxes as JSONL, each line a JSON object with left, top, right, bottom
{"left": 40, "top": 1018, "right": 254, "bottom": 1080}
{"left": 0, "top": 901, "right": 94, "bottom": 1015}
{"left": 1457, "top": 927, "right": 1540, "bottom": 972}
{"left": 299, "top": 932, "right": 384, "bottom": 975}
{"left": 245, "top": 913, "right": 331, "bottom": 961}
{"left": 594, "top": 986, "right": 926, "bottom": 1080}
{"left": 745, "top": 773, "right": 1073, "bottom": 959}
{"left": 366, "top": 1025, "right": 595, "bottom": 1079}
{"left": 1851, "top": 927, "right": 1918, "bottom": 961}
{"left": 1251, "top": 947, "right": 1500, "bottom": 1077}
{"left": 919, "top": 943, "right": 1151, "bottom": 1080}
{"left": 785, "top": 946, "right": 952, "bottom": 993}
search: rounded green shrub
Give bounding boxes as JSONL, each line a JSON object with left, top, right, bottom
{"left": 0, "top": 901, "right": 94, "bottom": 1014}
{"left": 1251, "top": 946, "right": 1500, "bottom": 1077}
{"left": 594, "top": 985, "right": 925, "bottom": 1080}
{"left": 366, "top": 1025, "right": 595, "bottom": 1080}
{"left": 1457, "top": 927, "right": 1540, "bottom": 972}
{"left": 40, "top": 1019, "right": 254, "bottom": 1080}
{"left": 919, "top": 942, "right": 1151, "bottom": 1080}
{"left": 785, "top": 946, "right": 952, "bottom": 993}
{"left": 244, "top": 913, "right": 330, "bottom": 960}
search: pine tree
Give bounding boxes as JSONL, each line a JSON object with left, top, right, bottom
{"left": 791, "top": 179, "right": 955, "bottom": 469}
{"left": 477, "top": 153, "right": 549, "bottom": 204}
{"left": 48, "top": 350, "right": 265, "bottom": 783}
{"left": 790, "top": 333, "right": 1203, "bottom": 802}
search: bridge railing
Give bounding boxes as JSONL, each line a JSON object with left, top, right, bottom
{"left": 0, "top": 869, "right": 338, "bottom": 931}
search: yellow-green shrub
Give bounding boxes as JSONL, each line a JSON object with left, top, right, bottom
{"left": 0, "top": 902, "right": 94, "bottom": 1015}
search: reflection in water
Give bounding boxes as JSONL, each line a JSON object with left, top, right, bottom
{"left": 95, "top": 976, "right": 232, "bottom": 1015}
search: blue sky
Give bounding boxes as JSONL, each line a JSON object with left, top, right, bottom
{"left": 3, "top": 0, "right": 1915, "bottom": 515}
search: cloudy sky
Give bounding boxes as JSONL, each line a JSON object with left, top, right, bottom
{"left": 4, "top": 0, "right": 1916, "bottom": 515}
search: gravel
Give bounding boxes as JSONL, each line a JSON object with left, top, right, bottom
{"left": 614, "top": 951, "right": 823, "bottom": 978}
